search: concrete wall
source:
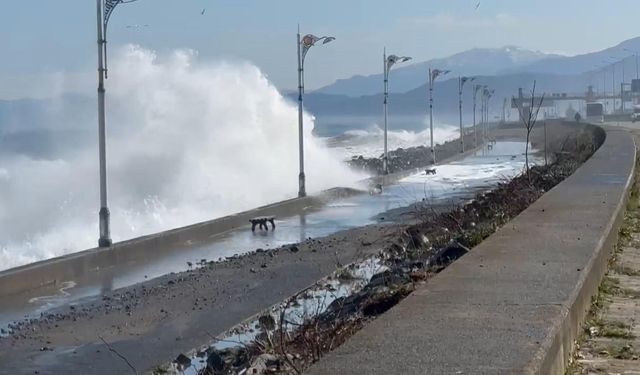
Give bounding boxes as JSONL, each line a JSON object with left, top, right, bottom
{"left": 0, "top": 188, "right": 359, "bottom": 297}
{"left": 307, "top": 126, "right": 636, "bottom": 374}
{"left": 0, "top": 120, "right": 599, "bottom": 302}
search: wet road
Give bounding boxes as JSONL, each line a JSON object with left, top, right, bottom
{"left": 0, "top": 141, "right": 533, "bottom": 329}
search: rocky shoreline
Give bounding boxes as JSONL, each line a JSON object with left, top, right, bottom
{"left": 348, "top": 131, "right": 479, "bottom": 175}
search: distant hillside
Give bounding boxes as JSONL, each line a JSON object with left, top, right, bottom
{"left": 314, "top": 46, "right": 559, "bottom": 97}
{"left": 506, "top": 37, "right": 640, "bottom": 76}
{"left": 293, "top": 72, "right": 592, "bottom": 123}
{"left": 314, "top": 36, "right": 640, "bottom": 98}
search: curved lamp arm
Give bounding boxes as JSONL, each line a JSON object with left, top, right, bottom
{"left": 300, "top": 34, "right": 336, "bottom": 66}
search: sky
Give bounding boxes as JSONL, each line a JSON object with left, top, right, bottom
{"left": 1, "top": 0, "right": 639, "bottom": 99}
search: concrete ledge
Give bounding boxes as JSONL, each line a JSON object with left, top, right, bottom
{"left": 306, "top": 126, "right": 636, "bottom": 374}
{"left": 0, "top": 127, "right": 494, "bottom": 298}
{"left": 0, "top": 188, "right": 360, "bottom": 297}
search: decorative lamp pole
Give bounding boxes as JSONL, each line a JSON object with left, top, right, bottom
{"left": 428, "top": 68, "right": 449, "bottom": 164}
{"left": 96, "top": 0, "right": 139, "bottom": 247}
{"left": 458, "top": 76, "right": 474, "bottom": 153}
{"left": 483, "top": 88, "right": 495, "bottom": 141}
{"left": 382, "top": 50, "right": 412, "bottom": 174}
{"left": 296, "top": 28, "right": 335, "bottom": 197}
{"left": 473, "top": 84, "right": 483, "bottom": 148}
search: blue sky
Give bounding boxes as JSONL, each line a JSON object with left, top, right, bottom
{"left": 0, "top": 0, "right": 639, "bottom": 98}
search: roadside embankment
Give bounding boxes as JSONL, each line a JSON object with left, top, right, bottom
{"left": 307, "top": 125, "right": 635, "bottom": 374}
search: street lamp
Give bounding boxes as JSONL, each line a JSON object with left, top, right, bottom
{"left": 428, "top": 68, "right": 449, "bottom": 164}
{"left": 96, "top": 0, "right": 139, "bottom": 247}
{"left": 296, "top": 28, "right": 335, "bottom": 197}
{"left": 473, "top": 84, "right": 485, "bottom": 148}
{"left": 483, "top": 88, "right": 494, "bottom": 142}
{"left": 458, "top": 76, "right": 474, "bottom": 153}
{"left": 383, "top": 50, "right": 412, "bottom": 174}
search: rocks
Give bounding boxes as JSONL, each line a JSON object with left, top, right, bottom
{"left": 174, "top": 353, "right": 191, "bottom": 369}
{"left": 368, "top": 270, "right": 412, "bottom": 289}
{"left": 347, "top": 134, "right": 476, "bottom": 175}
{"left": 429, "top": 241, "right": 470, "bottom": 268}
{"left": 247, "top": 353, "right": 281, "bottom": 374}
{"left": 206, "top": 349, "right": 224, "bottom": 373}
{"left": 288, "top": 245, "right": 300, "bottom": 253}
{"left": 258, "top": 314, "right": 276, "bottom": 331}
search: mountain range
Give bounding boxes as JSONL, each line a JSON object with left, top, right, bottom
{"left": 314, "top": 37, "right": 640, "bottom": 98}
{"left": 3, "top": 36, "right": 640, "bottom": 140}
{"left": 315, "top": 46, "right": 560, "bottom": 97}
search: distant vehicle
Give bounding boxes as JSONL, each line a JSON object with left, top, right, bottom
{"left": 632, "top": 105, "right": 640, "bottom": 123}
{"left": 586, "top": 102, "right": 604, "bottom": 123}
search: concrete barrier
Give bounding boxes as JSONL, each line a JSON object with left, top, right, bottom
{"left": 0, "top": 129, "right": 494, "bottom": 299}
{"left": 0, "top": 188, "right": 360, "bottom": 297}
{"left": 307, "top": 126, "right": 636, "bottom": 374}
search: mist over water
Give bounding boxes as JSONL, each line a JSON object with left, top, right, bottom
{"left": 0, "top": 45, "right": 362, "bottom": 271}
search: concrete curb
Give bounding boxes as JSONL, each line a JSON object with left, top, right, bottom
{"left": 306, "top": 126, "right": 636, "bottom": 374}
{"left": 0, "top": 133, "right": 488, "bottom": 298}
{"left": 0, "top": 188, "right": 359, "bottom": 297}
{"left": 528, "top": 127, "right": 636, "bottom": 373}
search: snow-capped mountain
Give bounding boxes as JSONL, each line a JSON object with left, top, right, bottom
{"left": 314, "top": 46, "right": 560, "bottom": 97}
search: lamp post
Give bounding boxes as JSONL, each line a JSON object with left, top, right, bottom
{"left": 296, "top": 28, "right": 335, "bottom": 197}
{"left": 96, "top": 0, "right": 139, "bottom": 247}
{"left": 428, "top": 68, "right": 449, "bottom": 164}
{"left": 483, "top": 88, "right": 494, "bottom": 142}
{"left": 473, "top": 84, "right": 485, "bottom": 148}
{"left": 458, "top": 76, "right": 473, "bottom": 153}
{"left": 382, "top": 50, "right": 411, "bottom": 174}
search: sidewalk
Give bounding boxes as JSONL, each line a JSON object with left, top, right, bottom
{"left": 570, "top": 151, "right": 640, "bottom": 373}
{"left": 307, "top": 128, "right": 636, "bottom": 374}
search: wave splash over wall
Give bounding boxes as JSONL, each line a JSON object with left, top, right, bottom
{"left": 0, "top": 45, "right": 361, "bottom": 271}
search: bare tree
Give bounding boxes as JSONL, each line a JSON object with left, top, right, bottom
{"left": 516, "top": 81, "right": 545, "bottom": 175}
